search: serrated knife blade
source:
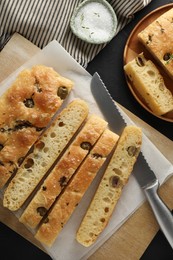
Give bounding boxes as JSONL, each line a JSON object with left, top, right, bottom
{"left": 91, "top": 72, "right": 173, "bottom": 249}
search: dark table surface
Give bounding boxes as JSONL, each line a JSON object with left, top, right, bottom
{"left": 1, "top": 0, "right": 173, "bottom": 259}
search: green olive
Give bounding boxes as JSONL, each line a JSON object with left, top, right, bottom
{"left": 163, "top": 53, "right": 171, "bottom": 61}
{"left": 37, "top": 207, "right": 47, "bottom": 216}
{"left": 23, "top": 98, "right": 34, "bottom": 108}
{"left": 135, "top": 56, "right": 145, "bottom": 67}
{"left": 80, "top": 142, "right": 92, "bottom": 151}
{"left": 109, "top": 175, "right": 120, "bottom": 188}
{"left": 127, "top": 146, "right": 138, "bottom": 157}
{"left": 57, "top": 86, "right": 68, "bottom": 99}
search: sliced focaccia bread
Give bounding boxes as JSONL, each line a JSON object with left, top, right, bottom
{"left": 35, "top": 129, "right": 119, "bottom": 247}
{"left": 76, "top": 126, "right": 142, "bottom": 247}
{"left": 138, "top": 8, "right": 173, "bottom": 79}
{"left": 19, "top": 114, "right": 108, "bottom": 228}
{"left": 124, "top": 53, "right": 173, "bottom": 115}
{"left": 3, "top": 99, "right": 89, "bottom": 211}
{"left": 0, "top": 65, "right": 73, "bottom": 188}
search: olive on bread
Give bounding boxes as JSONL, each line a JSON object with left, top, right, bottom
{"left": 3, "top": 99, "right": 89, "bottom": 211}
{"left": 35, "top": 129, "right": 119, "bottom": 247}
{"left": 19, "top": 114, "right": 108, "bottom": 228}
{"left": 138, "top": 8, "right": 173, "bottom": 79}
{"left": 0, "top": 65, "right": 73, "bottom": 188}
{"left": 124, "top": 53, "right": 173, "bottom": 115}
{"left": 76, "top": 126, "right": 142, "bottom": 247}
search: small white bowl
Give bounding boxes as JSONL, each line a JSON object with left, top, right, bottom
{"left": 70, "top": 0, "right": 118, "bottom": 44}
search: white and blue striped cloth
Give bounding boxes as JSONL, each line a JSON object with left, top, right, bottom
{"left": 0, "top": 0, "right": 152, "bottom": 67}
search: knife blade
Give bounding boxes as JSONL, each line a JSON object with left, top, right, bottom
{"left": 91, "top": 72, "right": 173, "bottom": 249}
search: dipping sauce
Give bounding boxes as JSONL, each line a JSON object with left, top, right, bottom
{"left": 70, "top": 0, "right": 117, "bottom": 44}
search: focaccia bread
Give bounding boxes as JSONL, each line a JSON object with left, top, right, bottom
{"left": 138, "top": 8, "right": 173, "bottom": 78}
{"left": 35, "top": 129, "right": 119, "bottom": 247}
{"left": 3, "top": 99, "right": 89, "bottom": 211}
{"left": 0, "top": 65, "right": 73, "bottom": 188}
{"left": 124, "top": 53, "right": 173, "bottom": 115}
{"left": 76, "top": 126, "right": 142, "bottom": 247}
{"left": 19, "top": 114, "right": 108, "bottom": 228}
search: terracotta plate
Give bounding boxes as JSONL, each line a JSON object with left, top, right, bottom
{"left": 124, "top": 4, "right": 173, "bottom": 122}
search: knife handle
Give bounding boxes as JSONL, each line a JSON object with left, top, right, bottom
{"left": 144, "top": 179, "right": 173, "bottom": 249}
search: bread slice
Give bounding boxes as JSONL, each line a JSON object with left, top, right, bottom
{"left": 138, "top": 8, "right": 173, "bottom": 79}
{"left": 19, "top": 115, "right": 108, "bottom": 228}
{"left": 35, "top": 129, "right": 119, "bottom": 247}
{"left": 3, "top": 99, "right": 89, "bottom": 211}
{"left": 124, "top": 53, "right": 173, "bottom": 115}
{"left": 76, "top": 126, "right": 142, "bottom": 247}
{"left": 0, "top": 65, "right": 73, "bottom": 188}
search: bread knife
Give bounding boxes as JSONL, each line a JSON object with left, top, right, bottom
{"left": 90, "top": 72, "right": 173, "bottom": 249}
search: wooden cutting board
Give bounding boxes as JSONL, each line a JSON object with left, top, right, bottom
{"left": 0, "top": 33, "right": 173, "bottom": 260}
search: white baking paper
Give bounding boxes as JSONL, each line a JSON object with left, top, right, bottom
{"left": 0, "top": 41, "right": 173, "bottom": 260}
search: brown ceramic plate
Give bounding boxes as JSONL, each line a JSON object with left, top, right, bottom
{"left": 124, "top": 4, "right": 173, "bottom": 122}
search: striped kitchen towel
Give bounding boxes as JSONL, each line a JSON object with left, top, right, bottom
{"left": 0, "top": 0, "right": 152, "bottom": 67}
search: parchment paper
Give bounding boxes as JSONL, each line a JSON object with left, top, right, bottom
{"left": 0, "top": 41, "right": 173, "bottom": 260}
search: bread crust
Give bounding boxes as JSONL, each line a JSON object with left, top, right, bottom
{"left": 19, "top": 115, "right": 108, "bottom": 228}
{"left": 0, "top": 65, "right": 73, "bottom": 188}
{"left": 35, "top": 129, "right": 119, "bottom": 247}
{"left": 76, "top": 126, "right": 142, "bottom": 247}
